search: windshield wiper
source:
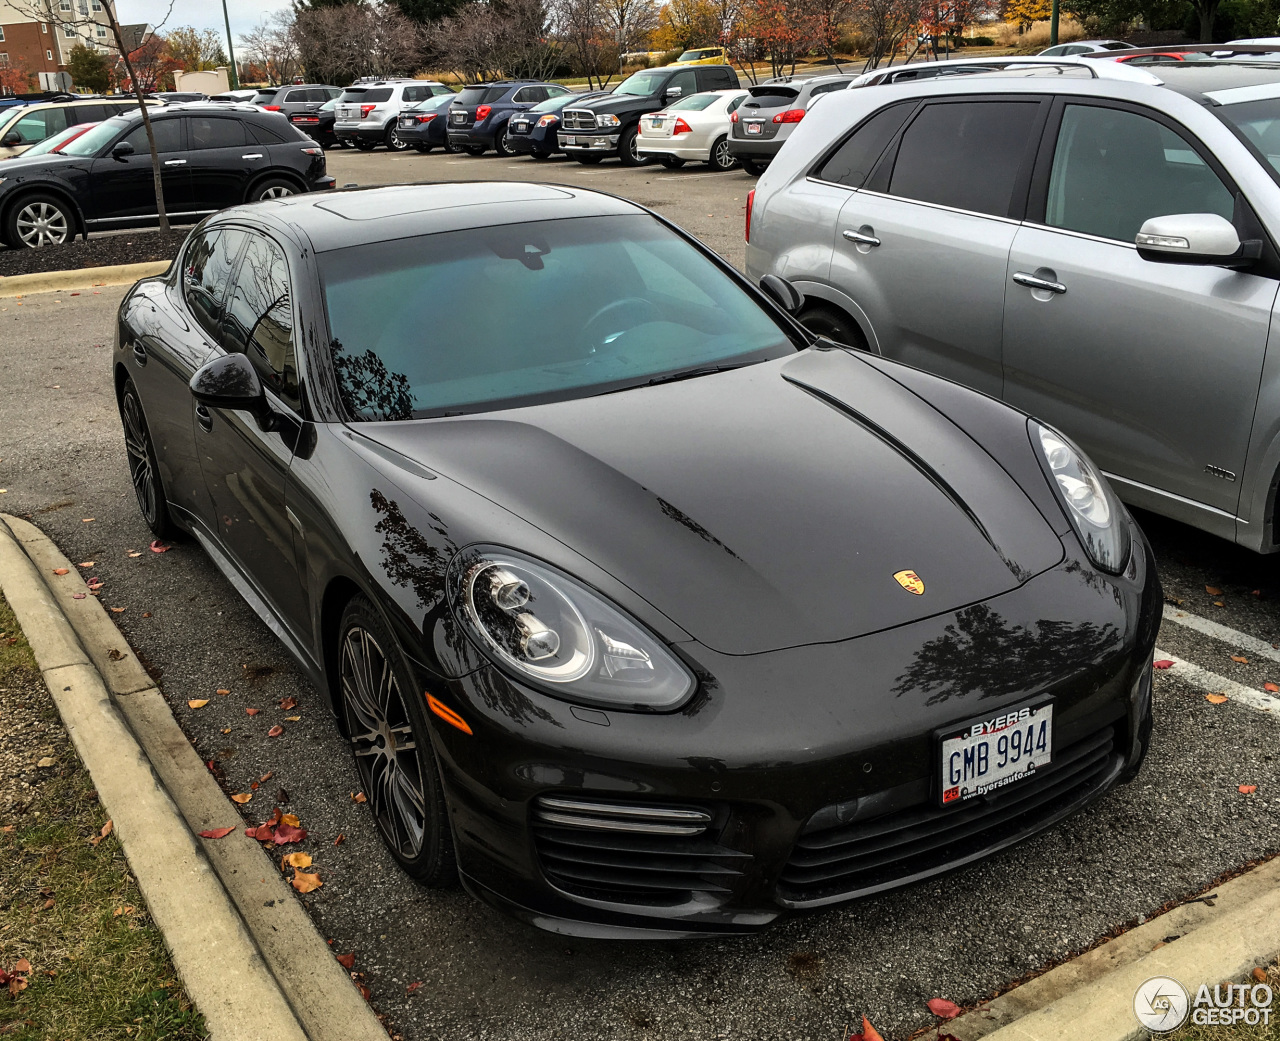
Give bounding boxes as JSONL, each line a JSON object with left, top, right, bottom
{"left": 647, "top": 363, "right": 750, "bottom": 386}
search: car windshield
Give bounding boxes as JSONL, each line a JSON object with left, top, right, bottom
{"left": 320, "top": 214, "right": 797, "bottom": 421}
{"left": 668, "top": 93, "right": 721, "bottom": 111}
{"left": 529, "top": 94, "right": 578, "bottom": 113}
{"left": 614, "top": 70, "right": 668, "bottom": 96}
{"left": 1217, "top": 98, "right": 1280, "bottom": 179}
{"left": 55, "top": 117, "right": 128, "bottom": 157}
{"left": 321, "top": 98, "right": 337, "bottom": 112}
{"left": 23, "top": 122, "right": 95, "bottom": 156}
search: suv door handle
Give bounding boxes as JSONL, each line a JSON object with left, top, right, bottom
{"left": 842, "top": 228, "right": 881, "bottom": 247}
{"left": 163, "top": 158, "right": 186, "bottom": 166}
{"left": 1013, "top": 271, "right": 1067, "bottom": 295}
{"left": 241, "top": 153, "right": 263, "bottom": 159}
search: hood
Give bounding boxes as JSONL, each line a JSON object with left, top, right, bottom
{"left": 362, "top": 349, "right": 1065, "bottom": 655}
{"left": 570, "top": 93, "right": 655, "bottom": 114}
{"left": 1, "top": 153, "right": 83, "bottom": 173}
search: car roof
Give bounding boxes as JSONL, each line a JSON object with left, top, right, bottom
{"left": 1137, "top": 60, "right": 1280, "bottom": 98}
{"left": 225, "top": 182, "right": 645, "bottom": 253}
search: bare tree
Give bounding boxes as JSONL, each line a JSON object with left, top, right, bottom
{"left": 852, "top": 0, "right": 923, "bottom": 69}
{"left": 240, "top": 10, "right": 302, "bottom": 85}
{"left": 601, "top": 0, "right": 657, "bottom": 74}
{"left": 428, "top": 0, "right": 556, "bottom": 82}
{"left": 553, "top": 0, "right": 612, "bottom": 87}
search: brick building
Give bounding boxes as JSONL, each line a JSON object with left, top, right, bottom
{"left": 0, "top": 0, "right": 119, "bottom": 86}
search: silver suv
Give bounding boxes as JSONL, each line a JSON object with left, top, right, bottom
{"left": 728, "top": 74, "right": 854, "bottom": 175}
{"left": 334, "top": 79, "right": 454, "bottom": 151}
{"left": 747, "top": 59, "right": 1280, "bottom": 552}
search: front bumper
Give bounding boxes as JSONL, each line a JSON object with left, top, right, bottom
{"left": 558, "top": 131, "right": 620, "bottom": 154}
{"left": 728, "top": 135, "right": 783, "bottom": 160}
{"left": 423, "top": 527, "right": 1160, "bottom": 937}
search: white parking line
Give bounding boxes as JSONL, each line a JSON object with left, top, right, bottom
{"left": 1161, "top": 604, "right": 1280, "bottom": 664}
{"left": 1153, "top": 649, "right": 1280, "bottom": 714}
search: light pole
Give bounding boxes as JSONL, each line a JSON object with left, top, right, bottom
{"left": 220, "top": 0, "right": 238, "bottom": 88}
{"left": 1050, "top": 0, "right": 1059, "bottom": 46}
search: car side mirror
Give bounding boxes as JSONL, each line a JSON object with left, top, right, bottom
{"left": 1136, "top": 213, "right": 1261, "bottom": 269}
{"left": 760, "top": 273, "right": 804, "bottom": 313}
{"left": 111, "top": 140, "right": 135, "bottom": 160}
{"left": 190, "top": 353, "right": 277, "bottom": 429}
{"left": 1, "top": 132, "right": 19, "bottom": 147}
{"left": 665, "top": 86, "right": 682, "bottom": 98}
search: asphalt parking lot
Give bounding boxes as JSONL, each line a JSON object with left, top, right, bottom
{"left": 1, "top": 149, "right": 1278, "bottom": 1041}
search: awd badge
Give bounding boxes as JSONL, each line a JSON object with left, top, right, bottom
{"left": 893, "top": 570, "right": 925, "bottom": 595}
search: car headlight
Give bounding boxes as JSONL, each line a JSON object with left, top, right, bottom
{"left": 1031, "top": 421, "right": 1131, "bottom": 574}
{"left": 536, "top": 114, "right": 558, "bottom": 128}
{"left": 597, "top": 113, "right": 620, "bottom": 127}
{"left": 453, "top": 550, "right": 695, "bottom": 710}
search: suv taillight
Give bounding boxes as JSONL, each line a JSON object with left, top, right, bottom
{"left": 475, "top": 104, "right": 491, "bottom": 122}
{"left": 730, "top": 111, "right": 739, "bottom": 123}
{"left": 673, "top": 117, "right": 692, "bottom": 135}
{"left": 745, "top": 188, "right": 754, "bottom": 243}
{"left": 262, "top": 105, "right": 281, "bottom": 111}
{"left": 772, "top": 108, "right": 804, "bottom": 124}
{"left": 360, "top": 104, "right": 376, "bottom": 118}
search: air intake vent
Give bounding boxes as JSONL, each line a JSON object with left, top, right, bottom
{"left": 532, "top": 796, "right": 749, "bottom": 906}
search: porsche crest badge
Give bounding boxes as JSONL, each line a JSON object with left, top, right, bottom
{"left": 893, "top": 570, "right": 925, "bottom": 595}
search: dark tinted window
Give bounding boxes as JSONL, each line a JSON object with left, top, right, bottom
{"left": 401, "top": 85, "right": 431, "bottom": 102}
{"left": 248, "top": 121, "right": 286, "bottom": 144}
{"left": 189, "top": 116, "right": 246, "bottom": 149}
{"left": 1045, "top": 103, "right": 1233, "bottom": 242}
{"left": 74, "top": 104, "right": 110, "bottom": 122}
{"left": 888, "top": 100, "right": 1039, "bottom": 216}
{"left": 339, "top": 87, "right": 392, "bottom": 102}
{"left": 818, "top": 101, "right": 915, "bottom": 188}
{"left": 252, "top": 90, "right": 279, "bottom": 104}
{"left": 225, "top": 234, "right": 298, "bottom": 408}
{"left": 667, "top": 70, "right": 697, "bottom": 96}
{"left": 183, "top": 228, "right": 248, "bottom": 340}
{"left": 122, "top": 117, "right": 183, "bottom": 153}
{"left": 455, "top": 86, "right": 511, "bottom": 106}
{"left": 808, "top": 80, "right": 848, "bottom": 97}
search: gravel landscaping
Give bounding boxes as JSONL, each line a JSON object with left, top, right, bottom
{"left": 0, "top": 229, "right": 187, "bottom": 279}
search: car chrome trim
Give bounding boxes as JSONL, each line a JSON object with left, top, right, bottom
{"left": 1012, "top": 271, "right": 1067, "bottom": 294}
{"left": 1021, "top": 222, "right": 1140, "bottom": 249}
{"left": 841, "top": 187, "right": 1025, "bottom": 226}
{"left": 1102, "top": 469, "right": 1240, "bottom": 521}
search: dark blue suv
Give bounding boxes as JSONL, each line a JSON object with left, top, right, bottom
{"left": 446, "top": 81, "right": 573, "bottom": 156}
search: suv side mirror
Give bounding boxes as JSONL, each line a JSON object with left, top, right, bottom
{"left": 111, "top": 140, "right": 135, "bottom": 160}
{"left": 1, "top": 132, "right": 20, "bottom": 147}
{"left": 190, "top": 353, "right": 278, "bottom": 430}
{"left": 759, "top": 273, "right": 804, "bottom": 313}
{"left": 1136, "top": 213, "right": 1261, "bottom": 268}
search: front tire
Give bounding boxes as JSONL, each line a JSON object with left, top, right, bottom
{"left": 443, "top": 136, "right": 464, "bottom": 154}
{"left": 5, "top": 193, "right": 73, "bottom": 248}
{"left": 709, "top": 134, "right": 737, "bottom": 171}
{"left": 493, "top": 123, "right": 515, "bottom": 157}
{"left": 338, "top": 595, "right": 457, "bottom": 886}
{"left": 618, "top": 125, "right": 649, "bottom": 167}
{"left": 798, "top": 303, "right": 868, "bottom": 351}
{"left": 119, "top": 379, "right": 175, "bottom": 539}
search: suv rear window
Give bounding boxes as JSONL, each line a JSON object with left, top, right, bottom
{"left": 455, "top": 86, "right": 511, "bottom": 105}
{"left": 251, "top": 90, "right": 280, "bottom": 104}
{"left": 340, "top": 88, "right": 393, "bottom": 102}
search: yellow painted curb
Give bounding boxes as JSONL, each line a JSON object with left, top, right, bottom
{"left": 0, "top": 260, "right": 170, "bottom": 298}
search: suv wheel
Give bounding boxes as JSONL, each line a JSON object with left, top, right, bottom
{"left": 618, "top": 125, "right": 650, "bottom": 167}
{"left": 493, "top": 123, "right": 515, "bottom": 157}
{"left": 798, "top": 303, "right": 868, "bottom": 351}
{"left": 251, "top": 178, "right": 298, "bottom": 202}
{"left": 354, "top": 140, "right": 377, "bottom": 151}
{"left": 385, "top": 125, "right": 410, "bottom": 151}
{"left": 6, "top": 193, "right": 73, "bottom": 248}
{"left": 739, "top": 156, "right": 766, "bottom": 176}
{"left": 709, "top": 135, "right": 737, "bottom": 171}
{"left": 444, "top": 136, "right": 464, "bottom": 154}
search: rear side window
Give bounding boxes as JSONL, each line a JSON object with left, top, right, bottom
{"left": 402, "top": 85, "right": 432, "bottom": 103}
{"left": 808, "top": 81, "right": 848, "bottom": 98}
{"left": 183, "top": 228, "right": 248, "bottom": 341}
{"left": 248, "top": 121, "right": 286, "bottom": 144}
{"left": 887, "top": 100, "right": 1040, "bottom": 217}
{"left": 817, "top": 101, "right": 916, "bottom": 188}
{"left": 189, "top": 116, "right": 246, "bottom": 149}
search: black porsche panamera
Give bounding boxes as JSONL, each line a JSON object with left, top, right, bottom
{"left": 115, "top": 182, "right": 1160, "bottom": 937}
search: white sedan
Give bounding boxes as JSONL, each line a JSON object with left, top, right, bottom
{"left": 637, "top": 89, "right": 747, "bottom": 171}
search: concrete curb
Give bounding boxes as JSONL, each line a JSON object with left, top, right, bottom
{"left": 925, "top": 856, "right": 1280, "bottom": 1041}
{"left": 0, "top": 260, "right": 170, "bottom": 298}
{"left": 0, "top": 514, "right": 388, "bottom": 1041}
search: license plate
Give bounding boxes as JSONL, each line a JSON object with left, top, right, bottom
{"left": 745, "top": 122, "right": 762, "bottom": 135}
{"left": 451, "top": 112, "right": 465, "bottom": 124}
{"left": 563, "top": 135, "right": 577, "bottom": 145}
{"left": 651, "top": 116, "right": 664, "bottom": 126}
{"left": 399, "top": 118, "right": 414, "bottom": 127}
{"left": 938, "top": 701, "right": 1052, "bottom": 806}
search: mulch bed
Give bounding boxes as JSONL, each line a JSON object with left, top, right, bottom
{"left": 0, "top": 229, "right": 188, "bottom": 279}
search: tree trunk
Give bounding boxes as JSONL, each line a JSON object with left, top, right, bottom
{"left": 107, "top": 15, "right": 168, "bottom": 234}
{"left": 1198, "top": 1, "right": 1215, "bottom": 41}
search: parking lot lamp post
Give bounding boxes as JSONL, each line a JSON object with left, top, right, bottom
{"left": 1050, "top": 0, "right": 1059, "bottom": 46}
{"left": 222, "top": 0, "right": 239, "bottom": 89}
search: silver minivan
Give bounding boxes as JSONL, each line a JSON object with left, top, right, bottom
{"left": 747, "top": 60, "right": 1280, "bottom": 552}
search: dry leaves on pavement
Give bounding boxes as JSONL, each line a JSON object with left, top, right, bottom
{"left": 198, "top": 827, "right": 236, "bottom": 839}
{"left": 1153, "top": 660, "right": 1174, "bottom": 670}
{"left": 927, "top": 998, "right": 962, "bottom": 1020}
{"left": 847, "top": 1017, "right": 883, "bottom": 1041}
{"left": 1240, "top": 785, "right": 1258, "bottom": 794}
{"left": 1206, "top": 693, "right": 1229, "bottom": 704}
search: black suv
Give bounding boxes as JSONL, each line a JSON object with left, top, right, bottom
{"left": 559, "top": 64, "right": 738, "bottom": 165}
{"left": 446, "top": 81, "right": 573, "bottom": 156}
{"left": 0, "top": 104, "right": 334, "bottom": 248}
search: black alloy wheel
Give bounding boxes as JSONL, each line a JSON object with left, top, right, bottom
{"left": 660, "top": 156, "right": 685, "bottom": 169}
{"left": 120, "top": 379, "right": 174, "bottom": 538}
{"left": 739, "top": 156, "right": 766, "bottom": 176}
{"left": 493, "top": 123, "right": 515, "bottom": 157}
{"left": 619, "top": 124, "right": 650, "bottom": 167}
{"left": 709, "top": 134, "right": 737, "bottom": 171}
{"left": 339, "top": 596, "right": 456, "bottom": 884}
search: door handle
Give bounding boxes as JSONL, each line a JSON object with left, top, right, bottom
{"left": 241, "top": 153, "right": 263, "bottom": 159}
{"left": 131, "top": 343, "right": 147, "bottom": 366}
{"left": 842, "top": 228, "right": 881, "bottom": 247}
{"left": 1013, "top": 271, "right": 1067, "bottom": 295}
{"left": 196, "top": 403, "right": 213, "bottom": 432}
{"left": 163, "top": 159, "right": 186, "bottom": 166}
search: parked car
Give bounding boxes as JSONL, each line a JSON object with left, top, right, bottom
{"left": 0, "top": 96, "right": 159, "bottom": 159}
{"left": 334, "top": 80, "right": 455, "bottom": 151}
{"left": 671, "top": 46, "right": 730, "bottom": 65}
{"left": 506, "top": 91, "right": 609, "bottom": 159}
{"left": 115, "top": 180, "right": 1157, "bottom": 936}
{"left": 729, "top": 74, "right": 853, "bottom": 174}
{"left": 1038, "top": 39, "right": 1135, "bottom": 55}
{"left": 291, "top": 97, "right": 341, "bottom": 148}
{"left": 396, "top": 93, "right": 463, "bottom": 153}
{"left": 637, "top": 88, "right": 747, "bottom": 169}
{"left": 0, "top": 104, "right": 332, "bottom": 248}
{"left": 11, "top": 121, "right": 98, "bottom": 159}
{"left": 149, "top": 91, "right": 208, "bottom": 104}
{"left": 255, "top": 84, "right": 342, "bottom": 121}
{"left": 209, "top": 89, "right": 261, "bottom": 104}
{"left": 446, "top": 81, "right": 572, "bottom": 156}
{"left": 746, "top": 58, "right": 1280, "bottom": 552}
{"left": 560, "top": 64, "right": 739, "bottom": 165}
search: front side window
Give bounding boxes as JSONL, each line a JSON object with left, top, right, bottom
{"left": 189, "top": 116, "right": 246, "bottom": 150}
{"left": 11, "top": 108, "right": 67, "bottom": 144}
{"left": 121, "top": 118, "right": 183, "bottom": 153}
{"left": 887, "top": 100, "right": 1040, "bottom": 217}
{"left": 1044, "top": 104, "right": 1234, "bottom": 243}
{"left": 817, "top": 100, "right": 916, "bottom": 188}
{"left": 183, "top": 228, "right": 248, "bottom": 340}
{"left": 667, "top": 70, "right": 697, "bottom": 97}
{"left": 224, "top": 235, "right": 299, "bottom": 409}
{"left": 320, "top": 214, "right": 797, "bottom": 421}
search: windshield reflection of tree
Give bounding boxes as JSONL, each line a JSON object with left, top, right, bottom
{"left": 370, "top": 490, "right": 558, "bottom": 729}
{"left": 890, "top": 604, "right": 1121, "bottom": 707}
{"left": 333, "top": 340, "right": 415, "bottom": 421}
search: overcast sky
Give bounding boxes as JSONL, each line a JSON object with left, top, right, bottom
{"left": 118, "top": 0, "right": 290, "bottom": 50}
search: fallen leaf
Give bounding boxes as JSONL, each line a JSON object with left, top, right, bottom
{"left": 72, "top": 593, "right": 85, "bottom": 600}
{"left": 1206, "top": 693, "right": 1229, "bottom": 704}
{"left": 266, "top": 807, "right": 282, "bottom": 827}
{"left": 268, "top": 725, "right": 284, "bottom": 738}
{"left": 78, "top": 561, "right": 94, "bottom": 568}
{"left": 281, "top": 852, "right": 312, "bottom": 869}
{"left": 406, "top": 981, "right": 423, "bottom": 995}
{"left": 1232, "top": 655, "right": 1249, "bottom": 664}
{"left": 109, "top": 607, "right": 124, "bottom": 614}
{"left": 1214, "top": 601, "right": 1226, "bottom": 608}
{"left": 1153, "top": 660, "right": 1175, "bottom": 670}
{"left": 199, "top": 827, "right": 236, "bottom": 839}
{"left": 284, "top": 715, "right": 301, "bottom": 722}
{"left": 1253, "top": 967, "right": 1268, "bottom": 982}
{"left": 41, "top": 898, "right": 54, "bottom": 910}
{"left": 231, "top": 793, "right": 252, "bottom": 804}
{"left": 127, "top": 551, "right": 142, "bottom": 558}
{"left": 281, "top": 813, "right": 301, "bottom": 827}
{"left": 188, "top": 699, "right": 209, "bottom": 709}
{"left": 279, "top": 696, "right": 298, "bottom": 711}
{"left": 246, "top": 708, "right": 260, "bottom": 716}
{"left": 275, "top": 788, "right": 290, "bottom": 804}
{"left": 336, "top": 952, "right": 356, "bottom": 970}
{"left": 141, "top": 612, "right": 151, "bottom": 618}
{"left": 52, "top": 568, "right": 69, "bottom": 576}
{"left": 927, "top": 998, "right": 962, "bottom": 1020}
{"left": 250, "top": 781, "right": 259, "bottom": 790}
{"left": 352, "top": 792, "right": 367, "bottom": 804}
{"left": 849, "top": 1017, "right": 884, "bottom": 1041}
{"left": 107, "top": 649, "right": 124, "bottom": 661}
{"left": 86, "top": 578, "right": 104, "bottom": 591}
{"left": 217, "top": 689, "right": 231, "bottom": 695}
{"left": 273, "top": 823, "right": 307, "bottom": 844}
{"left": 221, "top": 728, "right": 231, "bottom": 734}
{"left": 149, "top": 540, "right": 170, "bottom": 553}
{"left": 36, "top": 757, "right": 55, "bottom": 768}
{"left": 1239, "top": 784, "right": 1258, "bottom": 794}
{"left": 1253, "top": 589, "right": 1263, "bottom": 598}
{"left": 13, "top": 961, "right": 30, "bottom": 975}
{"left": 1206, "top": 585, "right": 1223, "bottom": 595}
{"left": 100, "top": 821, "right": 113, "bottom": 839}
{"left": 259, "top": 772, "right": 273, "bottom": 782}
{"left": 1266, "top": 683, "right": 1279, "bottom": 693}
{"left": 334, "top": 833, "right": 345, "bottom": 846}
{"left": 291, "top": 871, "right": 322, "bottom": 893}
{"left": 245, "top": 824, "right": 275, "bottom": 842}
{"left": 357, "top": 982, "right": 371, "bottom": 1001}
{"left": 82, "top": 518, "right": 93, "bottom": 523}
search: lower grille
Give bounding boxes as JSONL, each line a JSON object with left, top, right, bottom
{"left": 532, "top": 795, "right": 749, "bottom": 906}
{"left": 779, "top": 726, "right": 1121, "bottom": 906}
{"left": 561, "top": 109, "right": 596, "bottom": 131}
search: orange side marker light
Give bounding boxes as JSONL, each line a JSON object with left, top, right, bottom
{"left": 427, "top": 694, "right": 473, "bottom": 735}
